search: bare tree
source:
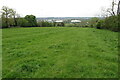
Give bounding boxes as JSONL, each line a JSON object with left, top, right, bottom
{"left": 100, "top": 7, "right": 110, "bottom": 17}
{"left": 107, "top": 0, "right": 117, "bottom": 16}
{"left": 101, "top": 0, "right": 118, "bottom": 17}
{"left": 117, "top": 0, "right": 120, "bottom": 15}
{"left": 111, "top": 0, "right": 116, "bottom": 16}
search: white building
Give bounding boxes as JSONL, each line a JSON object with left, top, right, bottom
{"left": 71, "top": 20, "right": 81, "bottom": 23}
{"left": 55, "top": 20, "right": 63, "bottom": 23}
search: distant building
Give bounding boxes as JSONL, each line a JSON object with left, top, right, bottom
{"left": 54, "top": 20, "right": 64, "bottom": 26}
{"left": 71, "top": 20, "right": 81, "bottom": 23}
{"left": 55, "top": 20, "right": 63, "bottom": 23}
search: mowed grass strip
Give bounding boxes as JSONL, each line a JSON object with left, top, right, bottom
{"left": 2, "top": 27, "right": 118, "bottom": 78}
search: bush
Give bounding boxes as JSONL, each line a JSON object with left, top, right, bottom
{"left": 95, "top": 15, "right": 119, "bottom": 32}
{"left": 96, "top": 20, "right": 104, "bottom": 29}
{"left": 37, "top": 21, "right": 53, "bottom": 27}
{"left": 104, "top": 16, "right": 118, "bottom": 30}
{"left": 17, "top": 18, "right": 29, "bottom": 27}
{"left": 2, "top": 21, "right": 8, "bottom": 28}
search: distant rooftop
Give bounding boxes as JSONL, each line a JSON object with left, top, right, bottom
{"left": 71, "top": 20, "right": 81, "bottom": 23}
{"left": 55, "top": 20, "right": 63, "bottom": 22}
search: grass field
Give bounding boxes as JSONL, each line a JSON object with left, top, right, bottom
{"left": 0, "top": 29, "right": 2, "bottom": 79}
{"left": 2, "top": 27, "right": 118, "bottom": 78}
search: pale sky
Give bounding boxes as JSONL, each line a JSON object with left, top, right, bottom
{"left": 0, "top": 0, "right": 115, "bottom": 17}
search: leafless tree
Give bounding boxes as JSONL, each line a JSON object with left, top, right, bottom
{"left": 101, "top": 0, "right": 118, "bottom": 17}
{"left": 107, "top": 0, "right": 117, "bottom": 16}
{"left": 117, "top": 0, "right": 120, "bottom": 15}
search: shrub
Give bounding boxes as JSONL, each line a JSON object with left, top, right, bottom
{"left": 95, "top": 15, "right": 119, "bottom": 32}
{"left": 17, "top": 18, "right": 29, "bottom": 27}
{"left": 37, "top": 21, "right": 53, "bottom": 27}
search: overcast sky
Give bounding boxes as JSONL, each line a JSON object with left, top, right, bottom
{"left": 0, "top": 0, "right": 115, "bottom": 17}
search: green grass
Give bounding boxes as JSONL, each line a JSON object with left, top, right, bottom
{"left": 0, "top": 29, "right": 2, "bottom": 79}
{"left": 2, "top": 27, "right": 118, "bottom": 78}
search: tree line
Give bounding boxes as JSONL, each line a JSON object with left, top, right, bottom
{"left": 1, "top": 6, "right": 38, "bottom": 28}
{"left": 1, "top": 6, "right": 57, "bottom": 28}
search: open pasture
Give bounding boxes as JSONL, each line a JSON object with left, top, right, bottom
{"left": 2, "top": 27, "right": 118, "bottom": 78}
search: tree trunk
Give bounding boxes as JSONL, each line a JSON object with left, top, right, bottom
{"left": 5, "top": 14, "right": 8, "bottom": 27}
{"left": 13, "top": 15, "right": 17, "bottom": 26}
{"left": 112, "top": 0, "right": 115, "bottom": 16}
{"left": 117, "top": 1, "right": 120, "bottom": 15}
